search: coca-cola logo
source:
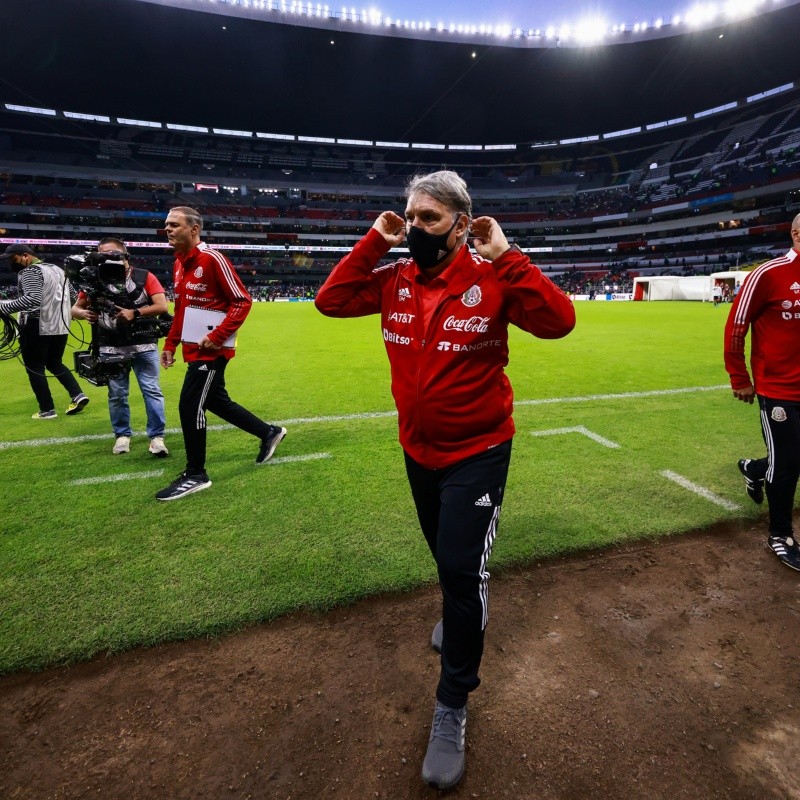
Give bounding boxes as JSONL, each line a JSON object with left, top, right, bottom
{"left": 443, "top": 315, "right": 490, "bottom": 333}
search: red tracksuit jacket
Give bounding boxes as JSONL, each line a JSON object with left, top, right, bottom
{"left": 316, "top": 228, "right": 576, "bottom": 469}
{"left": 724, "top": 246, "right": 800, "bottom": 401}
{"left": 164, "top": 242, "right": 251, "bottom": 363}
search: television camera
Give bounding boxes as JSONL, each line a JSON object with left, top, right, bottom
{"left": 65, "top": 250, "right": 172, "bottom": 386}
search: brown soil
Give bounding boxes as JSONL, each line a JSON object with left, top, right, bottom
{"left": 2, "top": 517, "right": 799, "bottom": 800}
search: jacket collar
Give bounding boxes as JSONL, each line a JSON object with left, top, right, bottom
{"left": 400, "top": 245, "right": 483, "bottom": 296}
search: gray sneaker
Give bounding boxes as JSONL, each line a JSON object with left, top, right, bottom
{"left": 421, "top": 701, "right": 467, "bottom": 790}
{"left": 431, "top": 619, "right": 443, "bottom": 653}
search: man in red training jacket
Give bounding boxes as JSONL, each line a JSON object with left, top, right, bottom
{"left": 157, "top": 206, "right": 286, "bottom": 501}
{"left": 315, "top": 170, "right": 575, "bottom": 789}
{"left": 725, "top": 213, "right": 800, "bottom": 572}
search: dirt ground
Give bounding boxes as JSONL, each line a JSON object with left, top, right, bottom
{"left": 2, "top": 516, "right": 800, "bottom": 800}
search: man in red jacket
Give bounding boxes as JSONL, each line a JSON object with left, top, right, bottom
{"left": 725, "top": 213, "right": 800, "bottom": 572}
{"left": 156, "top": 206, "right": 286, "bottom": 501}
{"left": 315, "top": 171, "right": 575, "bottom": 789}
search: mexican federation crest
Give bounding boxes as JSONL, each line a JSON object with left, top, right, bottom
{"left": 771, "top": 406, "right": 788, "bottom": 422}
{"left": 461, "top": 285, "right": 482, "bottom": 307}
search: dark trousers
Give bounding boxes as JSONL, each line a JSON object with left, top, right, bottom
{"left": 753, "top": 395, "right": 800, "bottom": 536}
{"left": 404, "top": 440, "right": 512, "bottom": 709}
{"left": 19, "top": 318, "right": 82, "bottom": 412}
{"left": 179, "top": 356, "right": 272, "bottom": 475}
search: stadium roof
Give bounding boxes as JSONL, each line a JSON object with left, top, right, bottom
{"left": 2, "top": 0, "right": 799, "bottom": 145}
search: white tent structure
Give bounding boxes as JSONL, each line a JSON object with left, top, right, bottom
{"left": 633, "top": 271, "right": 751, "bottom": 301}
{"left": 633, "top": 275, "right": 709, "bottom": 301}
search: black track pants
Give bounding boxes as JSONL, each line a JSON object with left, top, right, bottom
{"left": 757, "top": 395, "right": 800, "bottom": 536}
{"left": 179, "top": 357, "right": 272, "bottom": 475}
{"left": 404, "top": 440, "right": 512, "bottom": 709}
{"left": 19, "top": 319, "right": 82, "bottom": 412}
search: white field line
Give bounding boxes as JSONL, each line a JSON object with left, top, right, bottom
{"left": 70, "top": 469, "right": 165, "bottom": 486}
{"left": 67, "top": 453, "right": 330, "bottom": 485}
{"left": 660, "top": 470, "right": 741, "bottom": 511}
{"left": 0, "top": 384, "right": 728, "bottom": 451}
{"left": 516, "top": 384, "right": 728, "bottom": 407}
{"left": 262, "top": 452, "right": 331, "bottom": 465}
{"left": 531, "top": 425, "right": 621, "bottom": 449}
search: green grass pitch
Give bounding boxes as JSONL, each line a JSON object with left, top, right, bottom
{"left": 0, "top": 300, "right": 765, "bottom": 672}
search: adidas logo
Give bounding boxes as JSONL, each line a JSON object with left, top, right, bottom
{"left": 792, "top": 282, "right": 800, "bottom": 293}
{"left": 198, "top": 364, "right": 209, "bottom": 371}
{"left": 474, "top": 493, "right": 492, "bottom": 507}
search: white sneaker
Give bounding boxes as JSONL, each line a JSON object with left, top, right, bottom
{"left": 112, "top": 436, "right": 131, "bottom": 454}
{"left": 149, "top": 436, "right": 169, "bottom": 458}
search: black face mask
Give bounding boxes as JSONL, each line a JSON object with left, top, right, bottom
{"left": 406, "top": 216, "right": 460, "bottom": 270}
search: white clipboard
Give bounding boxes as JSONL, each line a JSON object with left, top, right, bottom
{"left": 181, "top": 306, "right": 237, "bottom": 348}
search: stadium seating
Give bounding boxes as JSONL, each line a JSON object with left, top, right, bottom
{"left": 1, "top": 88, "right": 799, "bottom": 298}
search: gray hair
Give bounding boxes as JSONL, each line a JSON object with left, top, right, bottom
{"left": 793, "top": 212, "right": 800, "bottom": 232}
{"left": 168, "top": 206, "right": 203, "bottom": 231}
{"left": 405, "top": 170, "right": 472, "bottom": 219}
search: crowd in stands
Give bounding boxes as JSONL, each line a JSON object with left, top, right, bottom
{"left": 2, "top": 96, "right": 799, "bottom": 301}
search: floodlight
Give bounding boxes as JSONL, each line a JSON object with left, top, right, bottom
{"left": 574, "top": 16, "right": 608, "bottom": 44}
{"left": 724, "top": 0, "right": 759, "bottom": 16}
{"left": 685, "top": 3, "right": 718, "bottom": 26}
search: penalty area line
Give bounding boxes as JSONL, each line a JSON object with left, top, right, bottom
{"left": 531, "top": 425, "right": 621, "bottom": 449}
{"left": 660, "top": 470, "right": 740, "bottom": 511}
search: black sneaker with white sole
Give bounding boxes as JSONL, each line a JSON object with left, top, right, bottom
{"left": 768, "top": 535, "right": 800, "bottom": 572}
{"left": 421, "top": 701, "right": 467, "bottom": 790}
{"left": 155, "top": 471, "right": 212, "bottom": 501}
{"left": 738, "top": 459, "right": 764, "bottom": 505}
{"left": 256, "top": 426, "right": 287, "bottom": 464}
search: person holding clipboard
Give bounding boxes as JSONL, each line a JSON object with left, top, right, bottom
{"left": 156, "top": 206, "right": 286, "bottom": 501}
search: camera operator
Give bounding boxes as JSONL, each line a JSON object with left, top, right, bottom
{"left": 0, "top": 243, "right": 89, "bottom": 419}
{"left": 71, "top": 238, "right": 169, "bottom": 456}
